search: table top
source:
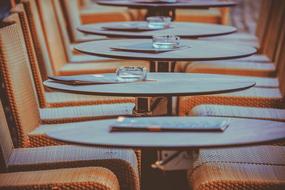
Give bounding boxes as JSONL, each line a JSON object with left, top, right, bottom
{"left": 44, "top": 73, "right": 255, "bottom": 97}
{"left": 77, "top": 22, "right": 237, "bottom": 38}
{"left": 94, "top": 0, "right": 236, "bottom": 9}
{"left": 75, "top": 39, "right": 257, "bottom": 61}
{"left": 45, "top": 116, "right": 285, "bottom": 150}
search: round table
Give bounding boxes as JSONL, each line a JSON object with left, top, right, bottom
{"left": 46, "top": 117, "right": 285, "bottom": 150}
{"left": 94, "top": 0, "right": 236, "bottom": 20}
{"left": 44, "top": 73, "right": 255, "bottom": 116}
{"left": 74, "top": 39, "right": 257, "bottom": 72}
{"left": 77, "top": 22, "right": 237, "bottom": 38}
{"left": 46, "top": 116, "right": 285, "bottom": 190}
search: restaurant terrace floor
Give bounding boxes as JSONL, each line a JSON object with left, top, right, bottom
{"left": 0, "top": 0, "right": 284, "bottom": 190}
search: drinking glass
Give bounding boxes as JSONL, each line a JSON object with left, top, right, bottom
{"left": 116, "top": 66, "right": 147, "bottom": 82}
{"left": 147, "top": 16, "right": 171, "bottom": 29}
{"left": 152, "top": 35, "right": 180, "bottom": 49}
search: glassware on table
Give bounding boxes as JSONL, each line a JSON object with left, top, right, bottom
{"left": 116, "top": 66, "right": 147, "bottom": 82}
{"left": 146, "top": 16, "right": 171, "bottom": 29}
{"left": 152, "top": 35, "right": 180, "bottom": 49}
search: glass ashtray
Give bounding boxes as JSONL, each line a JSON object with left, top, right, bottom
{"left": 152, "top": 35, "right": 180, "bottom": 49}
{"left": 146, "top": 16, "right": 171, "bottom": 29}
{"left": 116, "top": 66, "right": 147, "bottom": 82}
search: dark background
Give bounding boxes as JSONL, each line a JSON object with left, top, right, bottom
{"left": 0, "top": 1, "right": 11, "bottom": 21}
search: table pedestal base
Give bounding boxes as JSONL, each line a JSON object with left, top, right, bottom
{"left": 153, "top": 150, "right": 199, "bottom": 171}
{"left": 133, "top": 97, "right": 173, "bottom": 116}
{"left": 145, "top": 8, "right": 176, "bottom": 21}
{"left": 150, "top": 61, "right": 176, "bottom": 72}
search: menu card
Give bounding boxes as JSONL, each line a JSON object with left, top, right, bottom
{"left": 110, "top": 117, "right": 230, "bottom": 132}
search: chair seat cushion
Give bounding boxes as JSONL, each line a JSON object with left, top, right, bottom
{"left": 175, "top": 55, "right": 271, "bottom": 72}
{"left": 179, "top": 87, "right": 283, "bottom": 116}
{"left": 190, "top": 104, "right": 285, "bottom": 121}
{"left": 201, "top": 32, "right": 258, "bottom": 41}
{"left": 176, "top": 9, "right": 222, "bottom": 23}
{"left": 189, "top": 163, "right": 285, "bottom": 190}
{"left": 185, "top": 61, "right": 276, "bottom": 77}
{"left": 230, "top": 54, "right": 271, "bottom": 63}
{"left": 58, "top": 61, "right": 149, "bottom": 76}
{"left": 70, "top": 54, "right": 118, "bottom": 63}
{"left": 45, "top": 92, "right": 134, "bottom": 107}
{"left": 40, "top": 103, "right": 134, "bottom": 124}
{"left": 0, "top": 167, "right": 119, "bottom": 190}
{"left": 8, "top": 145, "right": 139, "bottom": 190}
{"left": 193, "top": 146, "right": 285, "bottom": 170}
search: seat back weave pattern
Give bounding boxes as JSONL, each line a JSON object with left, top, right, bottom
{"left": 0, "top": 100, "right": 14, "bottom": 171}
{"left": 0, "top": 15, "right": 41, "bottom": 148}
{"left": 61, "top": 0, "right": 85, "bottom": 43}
{"left": 21, "top": 0, "right": 52, "bottom": 79}
{"left": 36, "top": 0, "right": 68, "bottom": 73}
{"left": 261, "top": 0, "right": 285, "bottom": 62}
{"left": 12, "top": 4, "right": 47, "bottom": 108}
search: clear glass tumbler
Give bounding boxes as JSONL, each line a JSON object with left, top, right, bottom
{"left": 116, "top": 66, "right": 147, "bottom": 82}
{"left": 152, "top": 35, "right": 180, "bottom": 49}
{"left": 147, "top": 16, "right": 171, "bottom": 29}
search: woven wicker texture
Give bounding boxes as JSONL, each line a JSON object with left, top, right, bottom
{"left": 192, "top": 146, "right": 285, "bottom": 172}
{"left": 40, "top": 103, "right": 134, "bottom": 124}
{"left": 20, "top": 0, "right": 147, "bottom": 109}
{"left": 190, "top": 104, "right": 285, "bottom": 121}
{"left": 201, "top": 32, "right": 258, "bottom": 42}
{"left": 0, "top": 15, "right": 141, "bottom": 180}
{"left": 185, "top": 61, "right": 276, "bottom": 77}
{"left": 60, "top": 0, "right": 108, "bottom": 43}
{"left": 58, "top": 61, "right": 149, "bottom": 76}
{"left": 0, "top": 17, "right": 41, "bottom": 147}
{"left": 190, "top": 163, "right": 285, "bottom": 190}
{"left": 12, "top": 4, "right": 48, "bottom": 108}
{"left": 0, "top": 167, "right": 120, "bottom": 190}
{"left": 7, "top": 145, "right": 139, "bottom": 190}
{"left": 180, "top": 0, "right": 285, "bottom": 76}
{"left": 178, "top": 87, "right": 284, "bottom": 116}
{"left": 21, "top": 0, "right": 53, "bottom": 78}
{"left": 175, "top": 54, "right": 271, "bottom": 73}
{"left": 0, "top": 101, "right": 14, "bottom": 169}
{"left": 36, "top": 0, "right": 148, "bottom": 76}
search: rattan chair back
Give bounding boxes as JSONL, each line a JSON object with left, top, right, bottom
{"left": 277, "top": 23, "right": 285, "bottom": 98}
{"left": 60, "top": 0, "right": 86, "bottom": 43}
{"left": 21, "top": 0, "right": 53, "bottom": 79}
{"left": 261, "top": 0, "right": 285, "bottom": 62}
{"left": 0, "top": 15, "right": 41, "bottom": 148}
{"left": 0, "top": 100, "right": 14, "bottom": 171}
{"left": 12, "top": 4, "right": 47, "bottom": 108}
{"left": 255, "top": 0, "right": 273, "bottom": 43}
{"left": 36, "top": 0, "right": 69, "bottom": 74}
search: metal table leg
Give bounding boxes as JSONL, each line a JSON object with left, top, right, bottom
{"left": 145, "top": 8, "right": 176, "bottom": 21}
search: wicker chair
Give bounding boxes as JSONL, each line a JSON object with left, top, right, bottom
{"left": 61, "top": 0, "right": 132, "bottom": 43}
{"left": 11, "top": 0, "right": 137, "bottom": 108}
{"left": 1, "top": 10, "right": 142, "bottom": 175}
{"left": 179, "top": 23, "right": 285, "bottom": 116}
{"left": 189, "top": 163, "right": 285, "bottom": 190}
{"left": 11, "top": 3, "right": 134, "bottom": 114}
{"left": 178, "top": 11, "right": 285, "bottom": 116}
{"left": 175, "top": 0, "right": 278, "bottom": 73}
{"left": 179, "top": 1, "right": 285, "bottom": 77}
{"left": 0, "top": 99, "right": 139, "bottom": 190}
{"left": 35, "top": 0, "right": 148, "bottom": 77}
